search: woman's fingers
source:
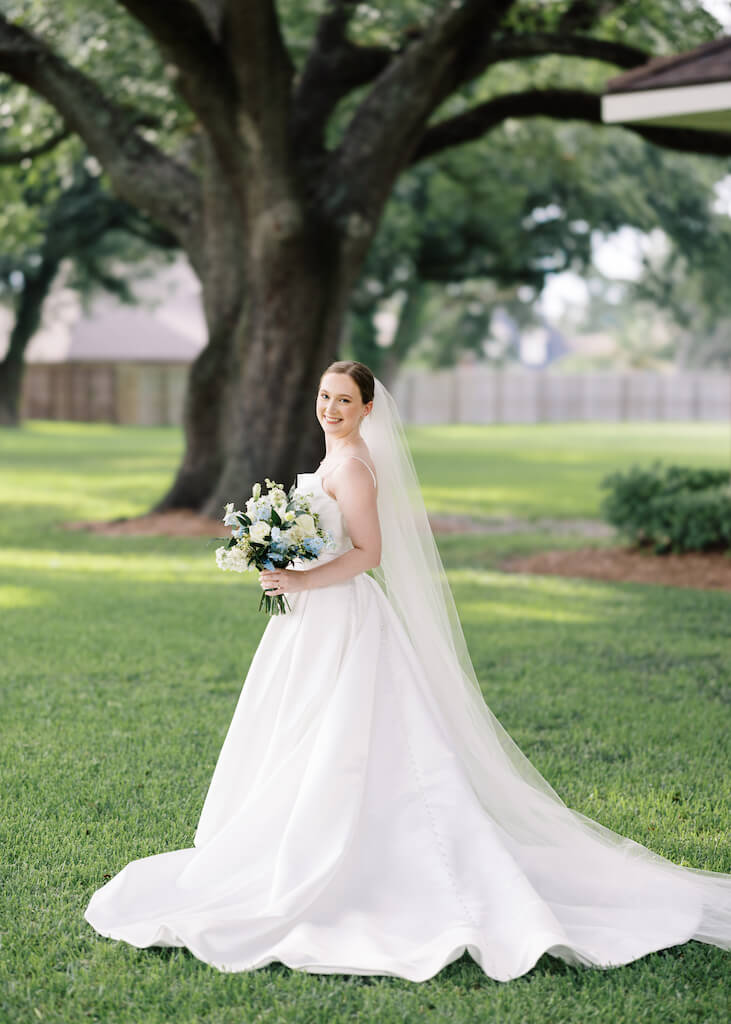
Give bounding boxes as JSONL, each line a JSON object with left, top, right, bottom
{"left": 259, "top": 571, "right": 280, "bottom": 592}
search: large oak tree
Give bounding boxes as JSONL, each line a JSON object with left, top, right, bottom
{"left": 1, "top": 0, "right": 729, "bottom": 514}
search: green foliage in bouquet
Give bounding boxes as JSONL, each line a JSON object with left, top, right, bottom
{"left": 599, "top": 461, "right": 731, "bottom": 554}
{"left": 216, "top": 478, "right": 336, "bottom": 615}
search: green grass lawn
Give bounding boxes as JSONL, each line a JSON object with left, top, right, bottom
{"left": 1, "top": 421, "right": 729, "bottom": 1024}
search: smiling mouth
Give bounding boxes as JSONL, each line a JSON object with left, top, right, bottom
{"left": 324, "top": 416, "right": 341, "bottom": 423}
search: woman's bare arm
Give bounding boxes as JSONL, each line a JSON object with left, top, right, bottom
{"left": 299, "top": 459, "right": 381, "bottom": 589}
{"left": 259, "top": 460, "right": 381, "bottom": 596}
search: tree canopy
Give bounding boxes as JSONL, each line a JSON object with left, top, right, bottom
{"left": 0, "top": 1, "right": 729, "bottom": 512}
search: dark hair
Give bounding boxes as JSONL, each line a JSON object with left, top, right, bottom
{"left": 321, "top": 360, "right": 375, "bottom": 405}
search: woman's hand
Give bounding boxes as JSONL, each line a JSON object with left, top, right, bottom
{"left": 258, "top": 568, "right": 308, "bottom": 597}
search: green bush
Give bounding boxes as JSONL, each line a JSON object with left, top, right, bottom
{"left": 599, "top": 461, "right": 731, "bottom": 554}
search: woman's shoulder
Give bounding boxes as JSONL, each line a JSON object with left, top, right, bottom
{"left": 329, "top": 451, "right": 377, "bottom": 489}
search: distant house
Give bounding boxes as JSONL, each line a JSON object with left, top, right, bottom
{"left": 601, "top": 36, "right": 731, "bottom": 133}
{"left": 1, "top": 258, "right": 207, "bottom": 425}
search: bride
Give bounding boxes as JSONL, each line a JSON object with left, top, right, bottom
{"left": 85, "top": 360, "right": 731, "bottom": 981}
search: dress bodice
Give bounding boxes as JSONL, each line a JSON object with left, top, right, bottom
{"left": 294, "top": 471, "right": 353, "bottom": 566}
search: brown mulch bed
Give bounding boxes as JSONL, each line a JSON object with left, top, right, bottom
{"left": 63, "top": 510, "right": 227, "bottom": 538}
{"left": 500, "top": 547, "right": 731, "bottom": 592}
{"left": 62, "top": 511, "right": 731, "bottom": 591}
{"left": 63, "top": 510, "right": 611, "bottom": 540}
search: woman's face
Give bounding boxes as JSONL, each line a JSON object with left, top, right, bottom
{"left": 317, "top": 372, "right": 371, "bottom": 439}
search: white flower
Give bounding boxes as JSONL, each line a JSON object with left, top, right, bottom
{"left": 295, "top": 513, "right": 315, "bottom": 537}
{"left": 223, "top": 502, "right": 240, "bottom": 526}
{"left": 215, "top": 544, "right": 251, "bottom": 573}
{"left": 287, "top": 524, "right": 303, "bottom": 544}
{"left": 283, "top": 510, "right": 296, "bottom": 522}
{"left": 249, "top": 520, "right": 271, "bottom": 543}
{"left": 252, "top": 482, "right": 261, "bottom": 499}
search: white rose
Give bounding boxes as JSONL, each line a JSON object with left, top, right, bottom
{"left": 295, "top": 513, "right": 315, "bottom": 537}
{"left": 249, "top": 521, "right": 271, "bottom": 543}
{"left": 287, "top": 524, "right": 303, "bottom": 544}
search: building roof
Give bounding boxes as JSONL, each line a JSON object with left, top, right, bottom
{"left": 606, "top": 36, "right": 731, "bottom": 94}
{"left": 0, "top": 257, "right": 208, "bottom": 363}
{"left": 602, "top": 37, "right": 731, "bottom": 133}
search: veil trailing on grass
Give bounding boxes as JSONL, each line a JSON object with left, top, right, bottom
{"left": 361, "top": 376, "right": 731, "bottom": 955}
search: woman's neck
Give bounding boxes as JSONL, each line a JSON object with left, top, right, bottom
{"left": 323, "top": 438, "right": 362, "bottom": 461}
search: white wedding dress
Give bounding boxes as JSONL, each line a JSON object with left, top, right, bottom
{"left": 85, "top": 460, "right": 731, "bottom": 981}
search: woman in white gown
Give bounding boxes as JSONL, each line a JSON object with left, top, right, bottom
{"left": 84, "top": 360, "right": 731, "bottom": 982}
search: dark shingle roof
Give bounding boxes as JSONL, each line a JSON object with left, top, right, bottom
{"left": 606, "top": 36, "right": 731, "bottom": 94}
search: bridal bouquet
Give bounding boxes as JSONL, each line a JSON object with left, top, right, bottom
{"left": 215, "top": 478, "right": 336, "bottom": 616}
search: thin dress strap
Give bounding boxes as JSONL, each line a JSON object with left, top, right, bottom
{"left": 330, "top": 455, "right": 377, "bottom": 488}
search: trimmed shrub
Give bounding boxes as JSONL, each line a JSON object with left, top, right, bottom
{"left": 599, "top": 461, "right": 731, "bottom": 554}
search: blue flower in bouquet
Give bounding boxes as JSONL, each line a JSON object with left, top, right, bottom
{"left": 302, "top": 536, "right": 324, "bottom": 556}
{"left": 253, "top": 498, "right": 272, "bottom": 521}
{"left": 216, "top": 477, "right": 333, "bottom": 617}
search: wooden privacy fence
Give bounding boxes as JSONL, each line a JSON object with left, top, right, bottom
{"left": 21, "top": 363, "right": 189, "bottom": 426}
{"left": 20, "top": 362, "right": 731, "bottom": 426}
{"left": 390, "top": 366, "right": 731, "bottom": 424}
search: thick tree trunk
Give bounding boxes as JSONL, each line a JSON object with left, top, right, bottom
{"left": 152, "top": 333, "right": 233, "bottom": 509}
{"left": 155, "top": 190, "right": 360, "bottom": 516}
{"left": 0, "top": 258, "right": 59, "bottom": 426}
{"left": 0, "top": 347, "right": 25, "bottom": 427}
{"left": 201, "top": 218, "right": 355, "bottom": 517}
{"left": 154, "top": 141, "right": 245, "bottom": 511}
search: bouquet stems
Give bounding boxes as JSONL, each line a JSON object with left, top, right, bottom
{"left": 258, "top": 591, "right": 293, "bottom": 616}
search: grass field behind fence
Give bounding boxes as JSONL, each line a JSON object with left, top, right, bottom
{"left": 1, "top": 420, "right": 729, "bottom": 1024}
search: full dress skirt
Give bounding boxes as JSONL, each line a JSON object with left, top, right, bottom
{"left": 84, "top": 471, "right": 731, "bottom": 981}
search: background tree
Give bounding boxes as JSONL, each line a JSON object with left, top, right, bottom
{"left": 0, "top": 0, "right": 729, "bottom": 514}
{"left": 0, "top": 149, "right": 178, "bottom": 425}
{"left": 346, "top": 115, "right": 731, "bottom": 376}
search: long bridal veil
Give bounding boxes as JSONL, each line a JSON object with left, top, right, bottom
{"left": 361, "top": 376, "right": 730, "bottom": 955}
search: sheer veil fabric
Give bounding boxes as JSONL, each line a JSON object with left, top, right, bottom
{"left": 84, "top": 375, "right": 730, "bottom": 978}
{"left": 360, "top": 377, "right": 731, "bottom": 954}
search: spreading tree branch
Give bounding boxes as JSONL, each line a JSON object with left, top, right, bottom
{"left": 558, "top": 1, "right": 626, "bottom": 34}
{"left": 219, "top": 0, "right": 294, "bottom": 175}
{"left": 0, "top": 13, "right": 202, "bottom": 247}
{"left": 410, "top": 88, "right": 731, "bottom": 163}
{"left": 293, "top": 13, "right": 646, "bottom": 158}
{"left": 478, "top": 32, "right": 648, "bottom": 71}
{"left": 322, "top": 2, "right": 652, "bottom": 232}
{"left": 293, "top": 0, "right": 391, "bottom": 154}
{"left": 326, "top": 0, "right": 519, "bottom": 227}
{"left": 194, "top": 0, "right": 227, "bottom": 39}
{"left": 114, "top": 0, "right": 242, "bottom": 174}
{"left": 0, "top": 125, "right": 70, "bottom": 165}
